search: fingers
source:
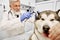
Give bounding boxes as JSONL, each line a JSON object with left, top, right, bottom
{"left": 55, "top": 35, "right": 60, "bottom": 40}
{"left": 49, "top": 28, "right": 57, "bottom": 40}
{"left": 49, "top": 30, "right": 60, "bottom": 40}
{"left": 49, "top": 23, "right": 60, "bottom": 40}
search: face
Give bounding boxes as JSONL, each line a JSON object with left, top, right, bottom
{"left": 35, "top": 10, "right": 60, "bottom": 35}
{"left": 10, "top": 1, "right": 20, "bottom": 12}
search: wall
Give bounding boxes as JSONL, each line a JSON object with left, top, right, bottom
{"left": 20, "top": 0, "right": 35, "bottom": 6}
{"left": 36, "top": 0, "right": 58, "bottom": 3}
{"left": 56, "top": 1, "right": 60, "bottom": 10}
{"left": 35, "top": 0, "right": 60, "bottom": 12}
{"left": 0, "top": 0, "right": 3, "bottom": 22}
{"left": 3, "top": 0, "right": 10, "bottom": 12}
{"left": 20, "top": 0, "right": 35, "bottom": 13}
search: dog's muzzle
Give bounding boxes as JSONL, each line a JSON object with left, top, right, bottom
{"left": 43, "top": 25, "right": 50, "bottom": 37}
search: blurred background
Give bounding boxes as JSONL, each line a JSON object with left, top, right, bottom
{"left": 0, "top": 0, "right": 60, "bottom": 40}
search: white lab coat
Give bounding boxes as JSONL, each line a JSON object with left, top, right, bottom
{"left": 1, "top": 10, "right": 21, "bottom": 21}
{"left": 0, "top": 10, "right": 35, "bottom": 40}
{"left": 2, "top": 13, "right": 35, "bottom": 40}
{"left": 0, "top": 10, "right": 25, "bottom": 40}
{"left": 7, "top": 10, "right": 20, "bottom": 20}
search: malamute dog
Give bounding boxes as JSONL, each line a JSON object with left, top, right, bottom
{"left": 29, "top": 10, "right": 60, "bottom": 40}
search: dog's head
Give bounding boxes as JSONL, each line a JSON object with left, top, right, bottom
{"left": 35, "top": 10, "right": 60, "bottom": 36}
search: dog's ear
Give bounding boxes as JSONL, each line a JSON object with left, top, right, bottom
{"left": 35, "top": 11, "right": 41, "bottom": 20}
{"left": 56, "top": 9, "right": 60, "bottom": 21}
{"left": 56, "top": 9, "right": 60, "bottom": 16}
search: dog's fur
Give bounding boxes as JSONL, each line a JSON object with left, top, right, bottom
{"left": 29, "top": 10, "right": 60, "bottom": 40}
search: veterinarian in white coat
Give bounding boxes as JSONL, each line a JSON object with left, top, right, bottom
{"left": 0, "top": 0, "right": 25, "bottom": 40}
{"left": 0, "top": 0, "right": 35, "bottom": 40}
{"left": 8, "top": 0, "right": 21, "bottom": 20}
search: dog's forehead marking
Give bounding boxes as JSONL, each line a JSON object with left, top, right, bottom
{"left": 41, "top": 13, "right": 55, "bottom": 19}
{"left": 41, "top": 13, "right": 47, "bottom": 19}
{"left": 48, "top": 14, "right": 55, "bottom": 19}
{"left": 40, "top": 10, "right": 56, "bottom": 16}
{"left": 40, "top": 10, "right": 56, "bottom": 19}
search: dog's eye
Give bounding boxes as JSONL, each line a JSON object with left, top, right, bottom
{"left": 41, "top": 18, "right": 45, "bottom": 21}
{"left": 50, "top": 19, "right": 54, "bottom": 21}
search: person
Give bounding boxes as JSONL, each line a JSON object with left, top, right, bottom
{"left": 49, "top": 23, "right": 60, "bottom": 40}
{"left": 20, "top": 9, "right": 32, "bottom": 22}
{"left": 8, "top": 0, "right": 21, "bottom": 20}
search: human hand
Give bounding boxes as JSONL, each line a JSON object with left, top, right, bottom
{"left": 49, "top": 23, "right": 60, "bottom": 40}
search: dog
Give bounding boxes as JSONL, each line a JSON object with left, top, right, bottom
{"left": 29, "top": 10, "right": 60, "bottom": 40}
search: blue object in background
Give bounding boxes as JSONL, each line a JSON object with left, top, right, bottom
{"left": 20, "top": 12, "right": 32, "bottom": 22}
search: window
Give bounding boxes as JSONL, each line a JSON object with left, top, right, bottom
{"left": 36, "top": 0, "right": 50, "bottom": 3}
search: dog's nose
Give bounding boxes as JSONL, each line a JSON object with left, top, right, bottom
{"left": 43, "top": 25, "right": 50, "bottom": 34}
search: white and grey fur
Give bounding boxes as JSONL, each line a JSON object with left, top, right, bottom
{"left": 29, "top": 10, "right": 60, "bottom": 40}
